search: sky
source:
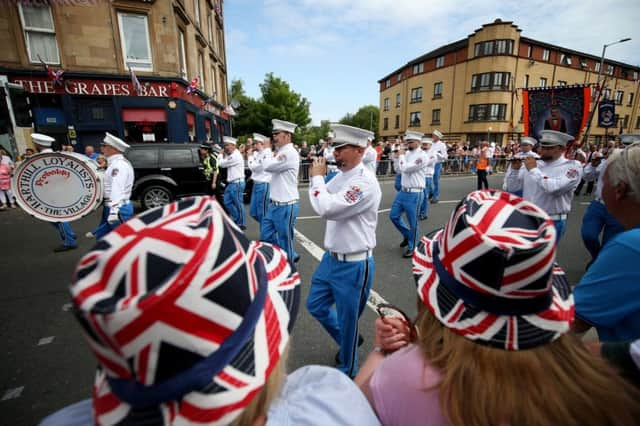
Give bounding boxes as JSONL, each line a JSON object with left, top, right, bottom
{"left": 225, "top": 0, "right": 640, "bottom": 125}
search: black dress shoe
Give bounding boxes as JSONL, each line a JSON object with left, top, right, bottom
{"left": 53, "top": 245, "right": 78, "bottom": 253}
{"left": 419, "top": 215, "right": 428, "bottom": 221}
{"left": 239, "top": 225, "right": 247, "bottom": 231}
{"left": 430, "top": 199, "right": 438, "bottom": 204}
{"left": 334, "top": 335, "right": 364, "bottom": 365}
{"left": 402, "top": 249, "right": 414, "bottom": 258}
{"left": 400, "top": 238, "right": 408, "bottom": 247}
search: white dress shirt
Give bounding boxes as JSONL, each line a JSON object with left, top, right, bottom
{"left": 421, "top": 147, "right": 438, "bottom": 177}
{"left": 582, "top": 158, "right": 607, "bottom": 200}
{"left": 218, "top": 149, "right": 245, "bottom": 182}
{"left": 363, "top": 146, "right": 377, "bottom": 173}
{"left": 248, "top": 148, "right": 272, "bottom": 183}
{"left": 398, "top": 148, "right": 428, "bottom": 189}
{"left": 431, "top": 141, "right": 448, "bottom": 163}
{"left": 104, "top": 153, "right": 133, "bottom": 207}
{"left": 324, "top": 146, "right": 338, "bottom": 173}
{"left": 264, "top": 143, "right": 300, "bottom": 202}
{"left": 505, "top": 157, "right": 582, "bottom": 215}
{"left": 309, "top": 162, "right": 381, "bottom": 253}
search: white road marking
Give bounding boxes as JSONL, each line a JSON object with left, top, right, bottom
{"left": 62, "top": 303, "right": 72, "bottom": 311}
{"left": 1, "top": 386, "right": 24, "bottom": 401}
{"left": 37, "top": 336, "right": 55, "bottom": 346}
{"left": 294, "top": 229, "right": 388, "bottom": 310}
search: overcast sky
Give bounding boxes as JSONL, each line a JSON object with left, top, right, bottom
{"left": 225, "top": 0, "right": 640, "bottom": 125}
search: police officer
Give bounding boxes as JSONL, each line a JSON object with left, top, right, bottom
{"left": 31, "top": 133, "right": 78, "bottom": 252}
{"left": 430, "top": 130, "right": 448, "bottom": 203}
{"left": 218, "top": 136, "right": 246, "bottom": 230}
{"left": 390, "top": 130, "right": 428, "bottom": 257}
{"left": 504, "top": 130, "right": 582, "bottom": 241}
{"left": 324, "top": 132, "right": 339, "bottom": 182}
{"left": 246, "top": 133, "right": 272, "bottom": 227}
{"left": 261, "top": 119, "right": 300, "bottom": 264}
{"left": 91, "top": 132, "right": 134, "bottom": 240}
{"left": 418, "top": 137, "right": 437, "bottom": 220}
{"left": 198, "top": 143, "right": 218, "bottom": 195}
{"left": 306, "top": 123, "right": 382, "bottom": 378}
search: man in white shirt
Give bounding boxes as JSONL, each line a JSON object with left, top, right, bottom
{"left": 504, "top": 130, "right": 582, "bottom": 241}
{"left": 502, "top": 136, "right": 539, "bottom": 197}
{"left": 362, "top": 137, "right": 377, "bottom": 174}
{"left": 418, "top": 137, "right": 438, "bottom": 220}
{"left": 390, "top": 130, "right": 428, "bottom": 257}
{"left": 430, "top": 130, "right": 448, "bottom": 203}
{"left": 218, "top": 136, "right": 246, "bottom": 229}
{"left": 246, "top": 133, "right": 272, "bottom": 229}
{"left": 261, "top": 119, "right": 300, "bottom": 264}
{"left": 324, "top": 133, "right": 339, "bottom": 182}
{"left": 307, "top": 123, "right": 382, "bottom": 378}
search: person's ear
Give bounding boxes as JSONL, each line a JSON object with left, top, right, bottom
{"left": 615, "top": 181, "right": 630, "bottom": 201}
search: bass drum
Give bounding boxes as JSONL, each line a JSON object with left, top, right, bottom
{"left": 12, "top": 152, "right": 104, "bottom": 222}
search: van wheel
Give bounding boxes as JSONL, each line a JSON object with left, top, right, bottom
{"left": 141, "top": 185, "right": 173, "bottom": 210}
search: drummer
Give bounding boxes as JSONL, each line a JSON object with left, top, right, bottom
{"left": 87, "top": 133, "right": 134, "bottom": 239}
{"left": 31, "top": 133, "right": 78, "bottom": 252}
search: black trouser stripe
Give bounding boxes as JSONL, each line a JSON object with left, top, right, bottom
{"left": 347, "top": 258, "right": 369, "bottom": 377}
{"left": 262, "top": 184, "right": 269, "bottom": 220}
{"left": 412, "top": 193, "right": 421, "bottom": 249}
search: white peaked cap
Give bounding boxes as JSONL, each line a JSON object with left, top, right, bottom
{"left": 432, "top": 130, "right": 443, "bottom": 139}
{"left": 539, "top": 130, "right": 573, "bottom": 147}
{"left": 421, "top": 137, "right": 433, "bottom": 145}
{"left": 31, "top": 133, "right": 55, "bottom": 147}
{"left": 330, "top": 124, "right": 374, "bottom": 148}
{"left": 620, "top": 134, "right": 640, "bottom": 145}
{"left": 223, "top": 136, "right": 238, "bottom": 145}
{"left": 102, "top": 132, "right": 130, "bottom": 151}
{"left": 520, "top": 137, "right": 538, "bottom": 146}
{"left": 253, "top": 133, "right": 267, "bottom": 143}
{"left": 404, "top": 130, "right": 424, "bottom": 142}
{"left": 272, "top": 119, "right": 297, "bottom": 134}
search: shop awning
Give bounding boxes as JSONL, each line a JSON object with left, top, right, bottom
{"left": 122, "top": 108, "right": 167, "bottom": 122}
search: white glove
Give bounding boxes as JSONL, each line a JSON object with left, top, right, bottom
{"left": 107, "top": 208, "right": 120, "bottom": 226}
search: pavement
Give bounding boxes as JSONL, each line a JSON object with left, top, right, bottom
{"left": 0, "top": 173, "right": 595, "bottom": 424}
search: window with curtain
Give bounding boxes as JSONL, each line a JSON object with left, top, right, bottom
{"left": 198, "top": 53, "right": 205, "bottom": 89}
{"left": 118, "top": 12, "right": 153, "bottom": 71}
{"left": 178, "top": 28, "right": 188, "bottom": 79}
{"left": 18, "top": 4, "right": 59, "bottom": 64}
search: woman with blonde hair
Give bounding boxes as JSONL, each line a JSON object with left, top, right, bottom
{"left": 356, "top": 190, "right": 640, "bottom": 426}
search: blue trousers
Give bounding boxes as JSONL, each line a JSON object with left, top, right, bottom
{"left": 419, "top": 177, "right": 434, "bottom": 218}
{"left": 432, "top": 163, "right": 442, "bottom": 201}
{"left": 394, "top": 173, "right": 401, "bottom": 192}
{"left": 553, "top": 219, "right": 567, "bottom": 244}
{"left": 249, "top": 182, "right": 270, "bottom": 225}
{"left": 390, "top": 191, "right": 423, "bottom": 251}
{"left": 224, "top": 181, "right": 246, "bottom": 227}
{"left": 581, "top": 200, "right": 625, "bottom": 260}
{"left": 93, "top": 202, "right": 134, "bottom": 240}
{"left": 52, "top": 222, "right": 76, "bottom": 247}
{"left": 306, "top": 253, "right": 374, "bottom": 377}
{"left": 261, "top": 202, "right": 299, "bottom": 263}
{"left": 325, "top": 171, "right": 338, "bottom": 183}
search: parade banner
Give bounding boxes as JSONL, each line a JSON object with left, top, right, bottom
{"left": 522, "top": 86, "right": 591, "bottom": 140}
{"left": 598, "top": 100, "right": 616, "bottom": 128}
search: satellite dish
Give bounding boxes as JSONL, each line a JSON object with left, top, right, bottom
{"left": 230, "top": 99, "right": 240, "bottom": 109}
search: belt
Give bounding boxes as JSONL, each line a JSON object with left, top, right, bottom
{"left": 549, "top": 213, "right": 568, "bottom": 220}
{"left": 271, "top": 199, "right": 298, "bottom": 206}
{"left": 228, "top": 179, "right": 244, "bottom": 184}
{"left": 401, "top": 187, "right": 423, "bottom": 193}
{"left": 329, "top": 250, "right": 372, "bottom": 262}
{"left": 253, "top": 180, "right": 269, "bottom": 185}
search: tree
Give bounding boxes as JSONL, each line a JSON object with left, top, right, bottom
{"left": 229, "top": 79, "right": 262, "bottom": 137}
{"left": 338, "top": 105, "right": 379, "bottom": 138}
{"left": 299, "top": 120, "right": 331, "bottom": 146}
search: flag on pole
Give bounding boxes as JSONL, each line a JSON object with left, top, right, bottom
{"left": 129, "top": 67, "right": 144, "bottom": 95}
{"left": 38, "top": 55, "right": 64, "bottom": 87}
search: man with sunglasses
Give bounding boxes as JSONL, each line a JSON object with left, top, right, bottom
{"left": 306, "top": 123, "right": 382, "bottom": 378}
{"left": 261, "top": 119, "right": 300, "bottom": 264}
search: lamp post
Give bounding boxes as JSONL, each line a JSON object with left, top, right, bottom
{"left": 582, "top": 37, "right": 631, "bottom": 144}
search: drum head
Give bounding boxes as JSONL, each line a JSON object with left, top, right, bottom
{"left": 12, "top": 152, "right": 104, "bottom": 222}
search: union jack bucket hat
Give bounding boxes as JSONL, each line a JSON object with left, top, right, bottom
{"left": 413, "top": 190, "right": 574, "bottom": 351}
{"left": 70, "top": 196, "right": 301, "bottom": 425}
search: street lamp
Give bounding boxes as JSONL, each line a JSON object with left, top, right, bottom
{"left": 583, "top": 37, "right": 631, "bottom": 144}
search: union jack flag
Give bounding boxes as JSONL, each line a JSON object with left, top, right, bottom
{"left": 413, "top": 190, "right": 574, "bottom": 351}
{"left": 129, "top": 67, "right": 144, "bottom": 96}
{"left": 38, "top": 55, "right": 64, "bottom": 87}
{"left": 186, "top": 76, "right": 199, "bottom": 95}
{"left": 70, "top": 197, "right": 300, "bottom": 424}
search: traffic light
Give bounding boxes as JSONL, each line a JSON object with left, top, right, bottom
{"left": 8, "top": 86, "right": 32, "bottom": 127}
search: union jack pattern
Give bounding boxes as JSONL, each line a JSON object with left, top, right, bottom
{"left": 413, "top": 190, "right": 574, "bottom": 350}
{"left": 70, "top": 197, "right": 300, "bottom": 425}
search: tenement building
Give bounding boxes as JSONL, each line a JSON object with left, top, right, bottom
{"left": 378, "top": 19, "right": 640, "bottom": 146}
{"left": 0, "top": 0, "right": 229, "bottom": 153}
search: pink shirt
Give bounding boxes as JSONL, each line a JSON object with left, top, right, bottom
{"left": 370, "top": 345, "right": 447, "bottom": 426}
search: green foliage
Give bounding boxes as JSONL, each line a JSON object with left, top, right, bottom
{"left": 338, "top": 105, "right": 379, "bottom": 138}
{"left": 299, "top": 120, "right": 331, "bottom": 146}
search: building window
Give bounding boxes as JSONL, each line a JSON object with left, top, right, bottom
{"left": 409, "top": 112, "right": 421, "bottom": 127}
{"left": 432, "top": 109, "right": 441, "bottom": 124}
{"left": 542, "top": 49, "right": 550, "bottom": 61}
{"left": 524, "top": 74, "right": 529, "bottom": 88}
{"left": 602, "top": 88, "right": 611, "bottom": 99}
{"left": 468, "top": 104, "right": 507, "bottom": 121}
{"left": 18, "top": 3, "right": 60, "bottom": 64}
{"left": 394, "top": 115, "right": 400, "bottom": 129}
{"left": 178, "top": 28, "right": 188, "bottom": 79}
{"left": 198, "top": 53, "right": 204, "bottom": 89}
{"left": 539, "top": 77, "right": 547, "bottom": 88}
{"left": 410, "top": 87, "right": 423, "bottom": 103}
{"left": 615, "top": 91, "right": 624, "bottom": 105}
{"left": 433, "top": 82, "right": 443, "bottom": 98}
{"left": 557, "top": 80, "right": 567, "bottom": 86}
{"left": 435, "top": 56, "right": 445, "bottom": 68}
{"left": 527, "top": 45, "right": 532, "bottom": 58}
{"left": 636, "top": 116, "right": 640, "bottom": 129}
{"left": 560, "top": 54, "right": 572, "bottom": 65}
{"left": 395, "top": 93, "right": 401, "bottom": 107}
{"left": 474, "top": 39, "right": 514, "bottom": 57}
{"left": 118, "top": 12, "right": 153, "bottom": 71}
{"left": 606, "top": 64, "right": 614, "bottom": 76}
{"left": 397, "top": 73, "right": 402, "bottom": 82}
{"left": 471, "top": 72, "right": 511, "bottom": 92}
{"left": 413, "top": 63, "right": 424, "bottom": 74}
{"left": 383, "top": 117, "right": 389, "bottom": 130}
{"left": 194, "top": 0, "right": 201, "bottom": 26}
{"left": 385, "top": 79, "right": 390, "bottom": 89}
{"left": 208, "top": 12, "right": 213, "bottom": 44}
{"left": 628, "top": 93, "right": 634, "bottom": 106}
{"left": 210, "top": 65, "right": 217, "bottom": 97}
{"left": 383, "top": 97, "right": 390, "bottom": 111}
{"left": 594, "top": 62, "right": 601, "bottom": 72}
{"left": 623, "top": 115, "right": 629, "bottom": 129}
{"left": 580, "top": 58, "right": 588, "bottom": 68}
{"left": 634, "top": 71, "right": 639, "bottom": 81}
